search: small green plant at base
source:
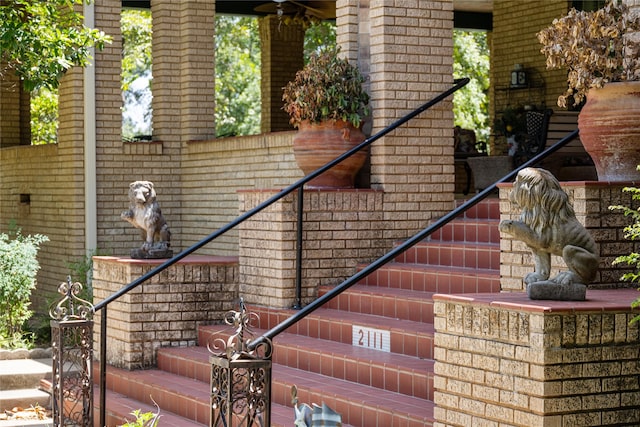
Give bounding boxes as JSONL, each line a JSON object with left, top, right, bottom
{"left": 0, "top": 228, "right": 48, "bottom": 348}
{"left": 609, "top": 176, "right": 640, "bottom": 323}
{"left": 119, "top": 405, "right": 161, "bottom": 427}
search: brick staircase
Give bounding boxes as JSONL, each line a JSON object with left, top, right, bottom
{"left": 97, "top": 198, "right": 501, "bottom": 426}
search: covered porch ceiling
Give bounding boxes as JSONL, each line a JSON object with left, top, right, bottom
{"left": 122, "top": 0, "right": 493, "bottom": 30}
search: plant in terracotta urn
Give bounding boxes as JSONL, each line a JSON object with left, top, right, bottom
{"left": 283, "top": 47, "right": 370, "bottom": 188}
{"left": 537, "top": 0, "right": 640, "bottom": 181}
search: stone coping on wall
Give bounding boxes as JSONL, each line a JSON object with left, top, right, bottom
{"left": 433, "top": 288, "right": 640, "bottom": 314}
{"left": 236, "top": 188, "right": 383, "bottom": 194}
{"left": 93, "top": 254, "right": 238, "bottom": 266}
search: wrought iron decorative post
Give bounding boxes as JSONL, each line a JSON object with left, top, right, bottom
{"left": 50, "top": 276, "right": 95, "bottom": 427}
{"left": 209, "top": 299, "right": 272, "bottom": 427}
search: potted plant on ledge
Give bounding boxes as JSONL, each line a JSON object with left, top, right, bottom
{"left": 283, "top": 47, "right": 370, "bottom": 188}
{"left": 537, "top": 0, "right": 640, "bottom": 181}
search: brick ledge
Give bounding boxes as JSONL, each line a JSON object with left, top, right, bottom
{"left": 433, "top": 288, "right": 640, "bottom": 313}
{"left": 92, "top": 255, "right": 238, "bottom": 266}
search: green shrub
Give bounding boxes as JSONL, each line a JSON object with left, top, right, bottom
{"left": 0, "top": 230, "right": 48, "bottom": 348}
{"left": 119, "top": 408, "right": 160, "bottom": 427}
{"left": 610, "top": 181, "right": 640, "bottom": 323}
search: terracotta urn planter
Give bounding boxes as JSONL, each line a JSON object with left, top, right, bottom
{"left": 578, "top": 81, "right": 640, "bottom": 182}
{"left": 293, "top": 120, "right": 367, "bottom": 188}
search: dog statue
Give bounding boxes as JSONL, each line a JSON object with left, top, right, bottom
{"left": 499, "top": 168, "right": 599, "bottom": 300}
{"left": 121, "top": 180, "right": 172, "bottom": 259}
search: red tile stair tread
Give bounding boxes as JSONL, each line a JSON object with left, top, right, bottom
{"left": 96, "top": 383, "right": 296, "bottom": 427}
{"left": 155, "top": 346, "right": 434, "bottom": 422}
{"left": 107, "top": 364, "right": 209, "bottom": 400}
{"left": 369, "top": 262, "right": 499, "bottom": 275}
{"left": 96, "top": 386, "right": 207, "bottom": 426}
{"left": 273, "top": 364, "right": 434, "bottom": 420}
{"left": 320, "top": 283, "right": 436, "bottom": 300}
{"left": 195, "top": 326, "right": 434, "bottom": 368}
{"left": 253, "top": 306, "right": 435, "bottom": 335}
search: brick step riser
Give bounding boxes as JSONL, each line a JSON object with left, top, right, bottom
{"left": 270, "top": 376, "right": 433, "bottom": 427}
{"left": 244, "top": 308, "right": 434, "bottom": 360}
{"left": 156, "top": 351, "right": 434, "bottom": 427}
{"left": 198, "top": 325, "right": 434, "bottom": 363}
{"left": 393, "top": 243, "right": 500, "bottom": 269}
{"left": 427, "top": 220, "right": 500, "bottom": 244}
{"left": 357, "top": 267, "right": 500, "bottom": 294}
{"left": 104, "top": 369, "right": 210, "bottom": 424}
{"left": 455, "top": 199, "right": 501, "bottom": 220}
{"left": 318, "top": 288, "right": 435, "bottom": 323}
{"left": 167, "top": 338, "right": 434, "bottom": 400}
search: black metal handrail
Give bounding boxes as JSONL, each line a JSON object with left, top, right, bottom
{"left": 93, "top": 77, "right": 471, "bottom": 426}
{"left": 249, "top": 129, "right": 580, "bottom": 348}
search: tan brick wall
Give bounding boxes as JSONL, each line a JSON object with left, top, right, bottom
{"left": 0, "top": 58, "right": 88, "bottom": 303}
{"left": 181, "top": 131, "right": 302, "bottom": 256}
{"left": 499, "top": 181, "right": 640, "bottom": 292}
{"left": 93, "top": 255, "right": 238, "bottom": 369}
{"left": 434, "top": 292, "right": 640, "bottom": 426}
{"left": 490, "top": 0, "right": 569, "bottom": 153}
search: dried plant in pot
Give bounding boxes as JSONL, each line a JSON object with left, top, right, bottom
{"left": 537, "top": 0, "right": 640, "bottom": 181}
{"left": 283, "top": 47, "right": 370, "bottom": 188}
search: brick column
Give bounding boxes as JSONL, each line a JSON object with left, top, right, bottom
{"left": 152, "top": 0, "right": 215, "bottom": 144}
{"left": 259, "top": 15, "right": 304, "bottom": 133}
{"left": 364, "top": 0, "right": 456, "bottom": 239}
{"left": 0, "top": 70, "right": 29, "bottom": 147}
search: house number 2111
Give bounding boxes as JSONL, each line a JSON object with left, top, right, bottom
{"left": 352, "top": 325, "right": 390, "bottom": 352}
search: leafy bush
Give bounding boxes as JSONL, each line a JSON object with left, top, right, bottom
{"left": 0, "top": 230, "right": 48, "bottom": 348}
{"left": 610, "top": 179, "right": 640, "bottom": 323}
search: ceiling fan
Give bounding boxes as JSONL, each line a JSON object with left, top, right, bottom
{"left": 254, "top": 0, "right": 336, "bottom": 21}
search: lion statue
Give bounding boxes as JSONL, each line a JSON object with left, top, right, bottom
{"left": 121, "top": 180, "right": 172, "bottom": 259}
{"left": 499, "top": 167, "right": 599, "bottom": 300}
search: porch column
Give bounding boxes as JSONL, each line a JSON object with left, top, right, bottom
{"left": 339, "top": 0, "right": 456, "bottom": 240}
{"left": 0, "top": 71, "right": 30, "bottom": 147}
{"left": 259, "top": 15, "right": 305, "bottom": 133}
{"left": 152, "top": 0, "right": 216, "bottom": 144}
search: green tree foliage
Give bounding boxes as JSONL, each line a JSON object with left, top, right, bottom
{"left": 31, "top": 88, "right": 59, "bottom": 145}
{"left": 453, "top": 30, "right": 490, "bottom": 147}
{"left": 0, "top": 230, "right": 48, "bottom": 348}
{"left": 122, "top": 8, "right": 153, "bottom": 140}
{"left": 304, "top": 21, "right": 336, "bottom": 62}
{"left": 215, "top": 16, "right": 261, "bottom": 137}
{"left": 0, "top": 0, "right": 111, "bottom": 91}
{"left": 609, "top": 180, "right": 640, "bottom": 323}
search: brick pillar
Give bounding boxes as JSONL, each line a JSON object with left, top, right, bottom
{"left": 0, "top": 71, "right": 29, "bottom": 147}
{"left": 259, "top": 15, "right": 304, "bottom": 133}
{"left": 349, "top": 0, "right": 455, "bottom": 240}
{"left": 152, "top": 0, "right": 215, "bottom": 144}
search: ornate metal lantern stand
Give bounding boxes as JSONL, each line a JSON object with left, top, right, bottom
{"left": 50, "top": 277, "right": 95, "bottom": 427}
{"left": 209, "top": 299, "right": 272, "bottom": 427}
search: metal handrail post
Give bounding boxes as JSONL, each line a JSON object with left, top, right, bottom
{"left": 100, "top": 306, "right": 107, "bottom": 427}
{"left": 294, "top": 186, "right": 304, "bottom": 309}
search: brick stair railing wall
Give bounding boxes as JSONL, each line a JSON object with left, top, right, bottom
{"left": 92, "top": 256, "right": 239, "bottom": 369}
